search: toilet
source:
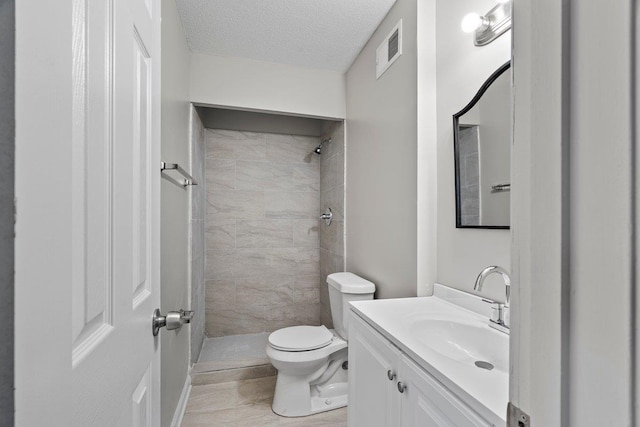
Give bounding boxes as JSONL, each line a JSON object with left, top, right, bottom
{"left": 266, "top": 272, "right": 375, "bottom": 417}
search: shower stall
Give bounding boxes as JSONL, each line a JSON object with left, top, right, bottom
{"left": 188, "top": 107, "right": 346, "bottom": 384}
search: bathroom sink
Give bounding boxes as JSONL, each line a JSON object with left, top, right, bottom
{"left": 349, "top": 286, "right": 510, "bottom": 424}
{"left": 408, "top": 315, "right": 508, "bottom": 374}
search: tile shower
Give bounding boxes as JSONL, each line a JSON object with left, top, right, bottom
{"left": 190, "top": 117, "right": 346, "bottom": 372}
{"left": 204, "top": 129, "right": 324, "bottom": 336}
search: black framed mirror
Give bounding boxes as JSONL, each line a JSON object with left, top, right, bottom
{"left": 453, "top": 61, "right": 511, "bottom": 229}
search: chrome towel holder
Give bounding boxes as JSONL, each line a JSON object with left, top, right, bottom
{"left": 160, "top": 161, "right": 198, "bottom": 188}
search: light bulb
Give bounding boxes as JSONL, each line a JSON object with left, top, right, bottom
{"left": 461, "top": 13, "right": 484, "bottom": 34}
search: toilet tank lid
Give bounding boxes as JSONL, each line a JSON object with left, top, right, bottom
{"left": 327, "top": 272, "right": 375, "bottom": 294}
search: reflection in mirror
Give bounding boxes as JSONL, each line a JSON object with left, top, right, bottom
{"left": 454, "top": 61, "right": 511, "bottom": 229}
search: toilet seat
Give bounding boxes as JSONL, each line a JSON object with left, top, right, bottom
{"left": 268, "top": 325, "right": 334, "bottom": 352}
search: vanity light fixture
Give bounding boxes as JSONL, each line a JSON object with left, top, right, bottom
{"left": 461, "top": 0, "right": 511, "bottom": 46}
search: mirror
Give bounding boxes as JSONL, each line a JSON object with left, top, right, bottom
{"left": 453, "top": 61, "right": 511, "bottom": 229}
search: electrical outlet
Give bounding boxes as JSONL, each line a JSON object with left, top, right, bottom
{"left": 507, "top": 402, "right": 530, "bottom": 427}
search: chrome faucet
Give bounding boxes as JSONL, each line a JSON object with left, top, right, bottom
{"left": 474, "top": 266, "right": 511, "bottom": 333}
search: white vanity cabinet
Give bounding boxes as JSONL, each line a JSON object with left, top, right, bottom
{"left": 348, "top": 312, "right": 494, "bottom": 427}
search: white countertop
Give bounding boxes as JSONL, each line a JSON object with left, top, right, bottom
{"left": 349, "top": 285, "right": 508, "bottom": 426}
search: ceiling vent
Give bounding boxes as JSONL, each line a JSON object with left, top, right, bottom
{"left": 376, "top": 19, "right": 402, "bottom": 79}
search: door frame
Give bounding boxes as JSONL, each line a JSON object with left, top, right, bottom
{"left": 511, "top": 0, "right": 638, "bottom": 424}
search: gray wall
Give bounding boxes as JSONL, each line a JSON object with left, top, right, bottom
{"left": 204, "top": 129, "right": 322, "bottom": 336}
{"left": 319, "top": 122, "right": 346, "bottom": 327}
{"left": 435, "top": 0, "right": 511, "bottom": 302}
{"left": 345, "top": 0, "right": 418, "bottom": 299}
{"left": 189, "top": 106, "right": 205, "bottom": 363}
{"left": 0, "top": 0, "right": 14, "bottom": 425}
{"left": 160, "top": 0, "right": 191, "bottom": 425}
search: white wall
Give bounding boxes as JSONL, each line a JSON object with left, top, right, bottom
{"left": 161, "top": 1, "right": 191, "bottom": 426}
{"left": 435, "top": 0, "right": 511, "bottom": 302}
{"left": 191, "top": 54, "right": 346, "bottom": 119}
{"left": 416, "top": 0, "right": 438, "bottom": 297}
{"left": 345, "top": 0, "right": 424, "bottom": 299}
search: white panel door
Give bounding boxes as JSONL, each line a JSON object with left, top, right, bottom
{"left": 15, "top": 0, "right": 161, "bottom": 425}
{"left": 348, "top": 314, "right": 402, "bottom": 427}
{"left": 71, "top": 0, "right": 161, "bottom": 425}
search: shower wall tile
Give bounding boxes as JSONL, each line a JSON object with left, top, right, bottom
{"left": 264, "top": 248, "right": 297, "bottom": 276}
{"left": 266, "top": 134, "right": 319, "bottom": 164}
{"left": 293, "top": 219, "right": 319, "bottom": 248}
{"left": 207, "top": 190, "right": 264, "bottom": 219}
{"left": 269, "top": 162, "right": 320, "bottom": 192}
{"left": 191, "top": 107, "right": 207, "bottom": 363}
{"left": 295, "top": 248, "right": 320, "bottom": 277}
{"left": 320, "top": 152, "right": 340, "bottom": 191}
{"left": 321, "top": 122, "right": 344, "bottom": 160}
{"left": 206, "top": 159, "right": 235, "bottom": 191}
{"left": 236, "top": 277, "right": 269, "bottom": 311}
{"left": 236, "top": 160, "right": 270, "bottom": 191}
{"left": 206, "top": 219, "right": 236, "bottom": 251}
{"left": 204, "top": 129, "right": 322, "bottom": 337}
{"left": 233, "top": 248, "right": 268, "bottom": 277}
{"left": 295, "top": 303, "right": 321, "bottom": 326}
{"left": 236, "top": 220, "right": 293, "bottom": 249}
{"left": 294, "top": 287, "right": 320, "bottom": 305}
{"left": 265, "top": 303, "right": 299, "bottom": 332}
{"left": 205, "top": 249, "right": 236, "bottom": 280}
{"left": 264, "top": 276, "right": 295, "bottom": 306}
{"left": 318, "top": 123, "right": 345, "bottom": 330}
{"left": 206, "top": 129, "right": 267, "bottom": 161}
{"left": 206, "top": 279, "right": 236, "bottom": 312}
{"left": 192, "top": 219, "right": 205, "bottom": 259}
{"left": 264, "top": 191, "right": 319, "bottom": 219}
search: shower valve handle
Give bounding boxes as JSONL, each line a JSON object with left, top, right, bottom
{"left": 320, "top": 208, "right": 333, "bottom": 226}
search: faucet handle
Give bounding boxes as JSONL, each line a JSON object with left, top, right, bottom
{"left": 482, "top": 299, "right": 503, "bottom": 324}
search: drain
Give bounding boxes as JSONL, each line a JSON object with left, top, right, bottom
{"left": 474, "top": 361, "right": 494, "bottom": 371}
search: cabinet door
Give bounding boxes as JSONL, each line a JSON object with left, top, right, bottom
{"left": 400, "top": 356, "right": 492, "bottom": 427}
{"left": 348, "top": 313, "right": 402, "bottom": 427}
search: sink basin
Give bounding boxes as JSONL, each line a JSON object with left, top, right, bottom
{"left": 408, "top": 314, "right": 509, "bottom": 373}
{"left": 349, "top": 288, "right": 509, "bottom": 425}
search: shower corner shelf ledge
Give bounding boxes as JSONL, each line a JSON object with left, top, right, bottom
{"left": 160, "top": 161, "right": 198, "bottom": 188}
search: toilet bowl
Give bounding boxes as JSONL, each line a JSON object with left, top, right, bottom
{"left": 266, "top": 272, "right": 375, "bottom": 417}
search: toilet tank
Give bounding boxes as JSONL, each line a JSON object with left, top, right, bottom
{"left": 327, "top": 272, "right": 375, "bottom": 340}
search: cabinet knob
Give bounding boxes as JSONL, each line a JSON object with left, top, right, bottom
{"left": 397, "top": 381, "right": 407, "bottom": 393}
{"left": 387, "top": 369, "right": 396, "bottom": 381}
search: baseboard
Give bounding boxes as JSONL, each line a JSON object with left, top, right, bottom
{"left": 170, "top": 373, "right": 191, "bottom": 427}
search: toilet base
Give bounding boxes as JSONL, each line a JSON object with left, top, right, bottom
{"left": 271, "top": 351, "right": 349, "bottom": 417}
{"left": 272, "top": 378, "right": 348, "bottom": 417}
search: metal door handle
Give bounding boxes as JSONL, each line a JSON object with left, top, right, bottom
{"left": 153, "top": 309, "right": 195, "bottom": 336}
{"left": 397, "top": 381, "right": 407, "bottom": 393}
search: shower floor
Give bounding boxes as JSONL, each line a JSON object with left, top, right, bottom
{"left": 194, "top": 332, "right": 272, "bottom": 375}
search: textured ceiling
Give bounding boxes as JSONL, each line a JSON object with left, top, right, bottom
{"left": 175, "top": 0, "right": 397, "bottom": 72}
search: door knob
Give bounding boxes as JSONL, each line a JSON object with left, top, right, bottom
{"left": 153, "top": 309, "right": 194, "bottom": 336}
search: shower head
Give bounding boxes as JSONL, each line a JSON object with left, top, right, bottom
{"left": 314, "top": 138, "right": 332, "bottom": 155}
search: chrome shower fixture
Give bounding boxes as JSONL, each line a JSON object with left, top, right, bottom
{"left": 314, "top": 138, "right": 332, "bottom": 155}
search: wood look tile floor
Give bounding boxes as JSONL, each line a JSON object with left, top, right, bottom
{"left": 181, "top": 376, "right": 348, "bottom": 427}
